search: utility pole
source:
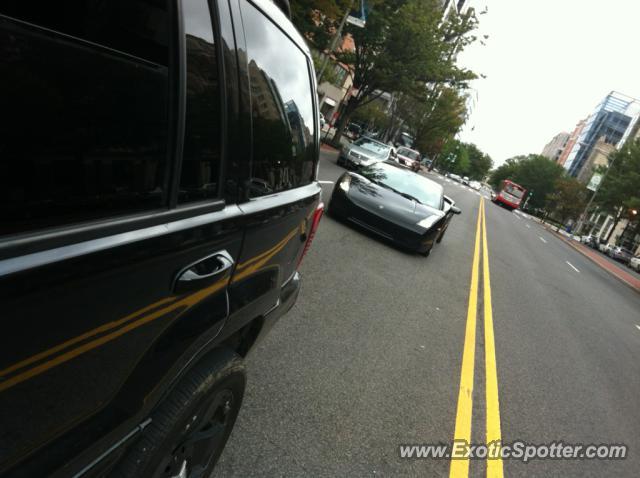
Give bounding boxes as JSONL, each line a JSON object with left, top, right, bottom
{"left": 317, "top": 0, "right": 356, "bottom": 84}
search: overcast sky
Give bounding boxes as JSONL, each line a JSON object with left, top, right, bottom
{"left": 457, "top": 0, "right": 640, "bottom": 166}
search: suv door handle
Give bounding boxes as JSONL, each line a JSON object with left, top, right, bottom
{"left": 174, "top": 250, "right": 234, "bottom": 293}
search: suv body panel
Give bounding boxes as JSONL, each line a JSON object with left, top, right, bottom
{"left": 0, "top": 0, "right": 320, "bottom": 475}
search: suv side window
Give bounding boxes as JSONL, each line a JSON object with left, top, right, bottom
{"left": 179, "top": 0, "right": 222, "bottom": 203}
{"left": 0, "top": 1, "right": 169, "bottom": 236}
{"left": 241, "top": 2, "right": 316, "bottom": 198}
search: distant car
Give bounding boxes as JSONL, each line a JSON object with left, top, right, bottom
{"left": 629, "top": 255, "right": 640, "bottom": 272}
{"left": 581, "top": 235, "right": 598, "bottom": 248}
{"left": 609, "top": 246, "right": 633, "bottom": 263}
{"left": 450, "top": 173, "right": 462, "bottom": 182}
{"left": 599, "top": 242, "right": 614, "bottom": 254}
{"left": 462, "top": 176, "right": 470, "bottom": 186}
{"left": 469, "top": 180, "right": 481, "bottom": 191}
{"left": 329, "top": 161, "right": 461, "bottom": 256}
{"left": 338, "top": 136, "right": 393, "bottom": 169}
{"left": 396, "top": 146, "right": 421, "bottom": 172}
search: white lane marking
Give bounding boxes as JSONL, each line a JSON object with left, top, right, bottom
{"left": 636, "top": 325, "right": 640, "bottom": 331}
{"left": 539, "top": 236, "right": 547, "bottom": 243}
{"left": 525, "top": 224, "right": 531, "bottom": 229}
{"left": 566, "top": 261, "right": 580, "bottom": 273}
{"left": 514, "top": 214, "right": 521, "bottom": 220}
{"left": 318, "top": 180, "right": 334, "bottom": 184}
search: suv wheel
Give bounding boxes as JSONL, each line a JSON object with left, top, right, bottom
{"left": 116, "top": 350, "right": 245, "bottom": 478}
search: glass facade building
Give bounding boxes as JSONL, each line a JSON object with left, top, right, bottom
{"left": 564, "top": 91, "right": 640, "bottom": 177}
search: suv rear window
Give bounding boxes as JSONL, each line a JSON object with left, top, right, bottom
{"left": 0, "top": 0, "right": 169, "bottom": 236}
{"left": 241, "top": 2, "right": 316, "bottom": 198}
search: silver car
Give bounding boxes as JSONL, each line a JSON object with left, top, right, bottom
{"left": 629, "top": 255, "right": 640, "bottom": 271}
{"left": 599, "top": 242, "right": 613, "bottom": 254}
{"left": 609, "top": 246, "right": 633, "bottom": 263}
{"left": 338, "top": 137, "right": 393, "bottom": 169}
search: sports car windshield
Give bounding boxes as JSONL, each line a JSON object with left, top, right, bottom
{"left": 359, "top": 162, "right": 443, "bottom": 209}
{"left": 354, "top": 138, "right": 391, "bottom": 159}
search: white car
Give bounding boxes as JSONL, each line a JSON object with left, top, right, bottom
{"left": 469, "top": 180, "right": 481, "bottom": 190}
{"left": 629, "top": 255, "right": 640, "bottom": 272}
{"left": 599, "top": 242, "right": 613, "bottom": 254}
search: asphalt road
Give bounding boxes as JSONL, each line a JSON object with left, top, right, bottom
{"left": 215, "top": 150, "right": 640, "bottom": 477}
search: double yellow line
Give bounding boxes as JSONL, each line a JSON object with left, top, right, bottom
{"left": 450, "top": 198, "right": 503, "bottom": 478}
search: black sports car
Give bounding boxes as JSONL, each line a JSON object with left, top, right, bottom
{"left": 329, "top": 161, "right": 461, "bottom": 255}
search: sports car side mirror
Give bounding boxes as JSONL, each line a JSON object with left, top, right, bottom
{"left": 451, "top": 206, "right": 462, "bottom": 215}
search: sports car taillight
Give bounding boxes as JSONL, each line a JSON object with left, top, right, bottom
{"left": 297, "top": 202, "right": 324, "bottom": 268}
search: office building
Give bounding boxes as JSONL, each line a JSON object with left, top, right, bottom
{"left": 564, "top": 91, "right": 640, "bottom": 177}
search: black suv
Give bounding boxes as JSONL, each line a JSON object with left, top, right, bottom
{"left": 0, "top": 1, "right": 322, "bottom": 476}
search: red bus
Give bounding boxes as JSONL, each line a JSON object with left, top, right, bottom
{"left": 491, "top": 179, "right": 527, "bottom": 210}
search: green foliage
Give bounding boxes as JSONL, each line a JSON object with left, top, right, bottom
{"left": 489, "top": 155, "right": 565, "bottom": 209}
{"left": 594, "top": 138, "right": 640, "bottom": 215}
{"left": 545, "top": 177, "right": 589, "bottom": 224}
{"left": 330, "top": 0, "right": 479, "bottom": 145}
{"left": 410, "top": 88, "right": 469, "bottom": 158}
{"left": 437, "top": 140, "right": 492, "bottom": 180}
{"left": 311, "top": 51, "right": 339, "bottom": 85}
{"left": 291, "top": 0, "right": 353, "bottom": 50}
{"left": 350, "top": 101, "right": 391, "bottom": 131}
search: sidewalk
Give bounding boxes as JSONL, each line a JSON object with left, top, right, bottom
{"left": 545, "top": 226, "right": 640, "bottom": 293}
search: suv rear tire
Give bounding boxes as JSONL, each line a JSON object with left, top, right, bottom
{"left": 115, "top": 349, "right": 246, "bottom": 478}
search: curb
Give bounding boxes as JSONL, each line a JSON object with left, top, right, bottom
{"left": 544, "top": 226, "right": 640, "bottom": 294}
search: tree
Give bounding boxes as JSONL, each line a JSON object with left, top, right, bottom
{"left": 489, "top": 154, "right": 565, "bottom": 209}
{"left": 593, "top": 138, "right": 640, "bottom": 241}
{"left": 330, "top": 0, "right": 478, "bottom": 146}
{"left": 291, "top": 0, "right": 353, "bottom": 51}
{"left": 412, "top": 88, "right": 469, "bottom": 159}
{"left": 464, "top": 143, "right": 493, "bottom": 180}
{"left": 436, "top": 140, "right": 492, "bottom": 179}
{"left": 350, "top": 100, "right": 391, "bottom": 132}
{"left": 545, "top": 177, "right": 588, "bottom": 225}
{"left": 488, "top": 157, "right": 521, "bottom": 190}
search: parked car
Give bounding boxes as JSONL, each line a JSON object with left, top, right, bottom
{"left": 338, "top": 137, "right": 394, "bottom": 169}
{"left": 629, "top": 255, "right": 640, "bottom": 272}
{"left": 469, "top": 180, "right": 482, "bottom": 191}
{"left": 462, "top": 176, "right": 470, "bottom": 186}
{"left": 609, "top": 246, "right": 634, "bottom": 263}
{"left": 599, "top": 242, "right": 614, "bottom": 254}
{"left": 329, "top": 161, "right": 461, "bottom": 256}
{"left": 450, "top": 173, "right": 462, "bottom": 182}
{"left": 395, "top": 146, "right": 422, "bottom": 172}
{"left": 581, "top": 235, "right": 599, "bottom": 248}
{"left": 0, "top": 1, "right": 324, "bottom": 476}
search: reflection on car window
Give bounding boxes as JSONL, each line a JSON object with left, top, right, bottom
{"left": 0, "top": 0, "right": 169, "bottom": 236}
{"left": 360, "top": 163, "right": 442, "bottom": 209}
{"left": 241, "top": 3, "right": 316, "bottom": 197}
{"left": 179, "top": 0, "right": 221, "bottom": 203}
